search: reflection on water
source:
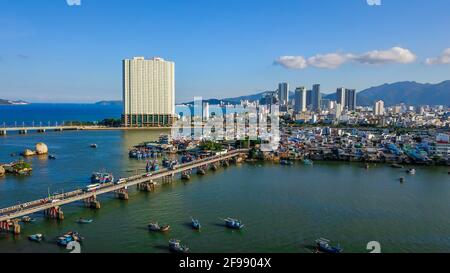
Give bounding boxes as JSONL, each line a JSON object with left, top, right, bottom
{"left": 0, "top": 130, "right": 450, "bottom": 253}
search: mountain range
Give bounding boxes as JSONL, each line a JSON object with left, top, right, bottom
{"left": 191, "top": 80, "right": 450, "bottom": 107}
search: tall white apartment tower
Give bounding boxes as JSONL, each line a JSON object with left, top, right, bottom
{"left": 123, "top": 57, "right": 175, "bottom": 127}
{"left": 374, "top": 100, "right": 385, "bottom": 116}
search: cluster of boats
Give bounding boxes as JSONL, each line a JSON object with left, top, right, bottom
{"left": 91, "top": 172, "right": 114, "bottom": 184}
{"left": 146, "top": 161, "right": 160, "bottom": 172}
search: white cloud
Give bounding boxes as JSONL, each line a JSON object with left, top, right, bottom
{"left": 307, "top": 53, "right": 351, "bottom": 69}
{"left": 275, "top": 47, "right": 416, "bottom": 70}
{"left": 354, "top": 47, "right": 416, "bottom": 64}
{"left": 425, "top": 48, "right": 450, "bottom": 65}
{"left": 274, "top": 56, "right": 308, "bottom": 69}
{"left": 66, "top": 0, "right": 81, "bottom": 6}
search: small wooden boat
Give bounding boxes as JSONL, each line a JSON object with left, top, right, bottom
{"left": 315, "top": 238, "right": 343, "bottom": 253}
{"left": 48, "top": 154, "right": 57, "bottom": 160}
{"left": 21, "top": 216, "right": 36, "bottom": 223}
{"left": 197, "top": 168, "right": 206, "bottom": 175}
{"left": 148, "top": 222, "right": 170, "bottom": 232}
{"left": 90, "top": 144, "right": 98, "bottom": 149}
{"left": 77, "top": 218, "right": 93, "bottom": 224}
{"left": 407, "top": 169, "right": 416, "bottom": 175}
{"left": 224, "top": 218, "right": 244, "bottom": 230}
{"left": 28, "top": 234, "right": 44, "bottom": 242}
{"left": 191, "top": 218, "right": 201, "bottom": 230}
{"left": 169, "top": 239, "right": 189, "bottom": 253}
{"left": 391, "top": 163, "right": 404, "bottom": 169}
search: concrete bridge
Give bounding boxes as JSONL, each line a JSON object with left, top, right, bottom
{"left": 0, "top": 125, "right": 85, "bottom": 135}
{"left": 0, "top": 149, "right": 248, "bottom": 232}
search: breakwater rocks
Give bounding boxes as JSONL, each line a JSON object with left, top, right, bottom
{"left": 1, "top": 161, "right": 33, "bottom": 176}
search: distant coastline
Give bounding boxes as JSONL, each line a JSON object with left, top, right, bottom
{"left": 0, "top": 99, "right": 29, "bottom": 105}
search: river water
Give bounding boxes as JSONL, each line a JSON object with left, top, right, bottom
{"left": 0, "top": 127, "right": 450, "bottom": 253}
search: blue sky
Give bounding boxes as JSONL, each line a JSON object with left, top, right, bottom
{"left": 0, "top": 0, "right": 449, "bottom": 103}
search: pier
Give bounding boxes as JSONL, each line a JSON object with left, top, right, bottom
{"left": 0, "top": 150, "right": 247, "bottom": 231}
{"left": 0, "top": 125, "right": 82, "bottom": 135}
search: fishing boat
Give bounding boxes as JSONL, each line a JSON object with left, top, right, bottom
{"left": 21, "top": 216, "right": 36, "bottom": 223}
{"left": 77, "top": 218, "right": 93, "bottom": 224}
{"left": 90, "top": 144, "right": 98, "bottom": 148}
{"left": 197, "top": 168, "right": 206, "bottom": 175}
{"left": 407, "top": 168, "right": 416, "bottom": 175}
{"left": 28, "top": 234, "right": 44, "bottom": 242}
{"left": 391, "top": 163, "right": 404, "bottom": 169}
{"left": 303, "top": 159, "right": 314, "bottom": 165}
{"left": 181, "top": 172, "right": 191, "bottom": 180}
{"left": 57, "top": 231, "right": 83, "bottom": 246}
{"left": 48, "top": 154, "right": 57, "bottom": 160}
{"left": 280, "top": 159, "right": 293, "bottom": 166}
{"left": 91, "top": 172, "right": 114, "bottom": 184}
{"left": 148, "top": 222, "right": 171, "bottom": 232}
{"left": 169, "top": 239, "right": 189, "bottom": 253}
{"left": 315, "top": 238, "right": 343, "bottom": 253}
{"left": 224, "top": 218, "right": 244, "bottom": 230}
{"left": 191, "top": 218, "right": 201, "bottom": 230}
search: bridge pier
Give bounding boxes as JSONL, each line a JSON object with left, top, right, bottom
{"left": 115, "top": 189, "right": 129, "bottom": 200}
{"left": 197, "top": 166, "right": 207, "bottom": 175}
{"left": 138, "top": 181, "right": 156, "bottom": 192}
{"left": 0, "top": 220, "right": 21, "bottom": 235}
{"left": 85, "top": 195, "right": 101, "bottom": 209}
{"left": 19, "top": 129, "right": 28, "bottom": 135}
{"left": 54, "top": 128, "right": 63, "bottom": 132}
{"left": 37, "top": 129, "right": 46, "bottom": 133}
{"left": 44, "top": 206, "right": 64, "bottom": 220}
{"left": 211, "top": 163, "right": 219, "bottom": 171}
{"left": 222, "top": 160, "right": 230, "bottom": 167}
{"left": 0, "top": 130, "right": 6, "bottom": 136}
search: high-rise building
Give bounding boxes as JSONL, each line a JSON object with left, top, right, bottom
{"left": 336, "top": 87, "right": 357, "bottom": 111}
{"left": 311, "top": 84, "right": 321, "bottom": 112}
{"left": 278, "top": 82, "right": 289, "bottom": 106}
{"left": 122, "top": 57, "right": 175, "bottom": 127}
{"left": 345, "top": 89, "right": 357, "bottom": 111}
{"left": 294, "top": 87, "right": 307, "bottom": 113}
{"left": 336, "top": 87, "right": 346, "bottom": 108}
{"left": 374, "top": 100, "right": 385, "bottom": 116}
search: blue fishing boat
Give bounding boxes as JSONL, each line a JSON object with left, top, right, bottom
{"left": 224, "top": 218, "right": 244, "bottom": 230}
{"left": 191, "top": 218, "right": 201, "bottom": 230}
{"left": 169, "top": 239, "right": 189, "bottom": 253}
{"left": 28, "top": 234, "right": 44, "bottom": 242}
{"left": 315, "top": 238, "right": 343, "bottom": 253}
{"left": 57, "top": 231, "right": 83, "bottom": 246}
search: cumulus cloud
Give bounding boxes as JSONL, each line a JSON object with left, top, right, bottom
{"left": 307, "top": 53, "right": 352, "bottom": 69}
{"left": 425, "top": 48, "right": 450, "bottom": 65}
{"left": 354, "top": 47, "right": 416, "bottom": 64}
{"left": 275, "top": 47, "right": 416, "bottom": 70}
{"left": 274, "top": 56, "right": 307, "bottom": 69}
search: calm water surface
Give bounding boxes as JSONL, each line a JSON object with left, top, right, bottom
{"left": 0, "top": 130, "right": 449, "bottom": 253}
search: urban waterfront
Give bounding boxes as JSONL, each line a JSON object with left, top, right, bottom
{"left": 0, "top": 129, "right": 449, "bottom": 253}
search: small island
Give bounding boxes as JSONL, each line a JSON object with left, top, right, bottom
{"left": 0, "top": 99, "right": 30, "bottom": 105}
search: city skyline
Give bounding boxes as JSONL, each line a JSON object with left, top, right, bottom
{"left": 1, "top": 0, "right": 450, "bottom": 103}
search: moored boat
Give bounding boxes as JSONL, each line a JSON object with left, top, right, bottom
{"left": 48, "top": 154, "right": 57, "bottom": 160}
{"left": 90, "top": 144, "right": 98, "bottom": 148}
{"left": 224, "top": 218, "right": 244, "bottom": 230}
{"left": 169, "top": 239, "right": 189, "bottom": 253}
{"left": 391, "top": 163, "right": 404, "bottom": 169}
{"left": 407, "top": 168, "right": 416, "bottom": 175}
{"left": 77, "top": 218, "right": 93, "bottom": 224}
{"left": 280, "top": 159, "right": 293, "bottom": 166}
{"left": 57, "top": 231, "right": 83, "bottom": 246}
{"left": 191, "top": 218, "right": 201, "bottom": 230}
{"left": 303, "top": 159, "right": 314, "bottom": 165}
{"left": 28, "top": 234, "right": 44, "bottom": 242}
{"left": 21, "top": 216, "right": 36, "bottom": 223}
{"left": 315, "top": 238, "right": 343, "bottom": 253}
{"left": 148, "top": 222, "right": 171, "bottom": 232}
